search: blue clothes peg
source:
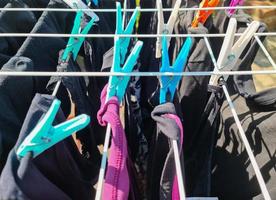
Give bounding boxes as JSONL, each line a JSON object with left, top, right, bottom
{"left": 115, "top": 2, "right": 139, "bottom": 64}
{"left": 107, "top": 37, "right": 143, "bottom": 103}
{"left": 92, "top": 0, "right": 99, "bottom": 6}
{"left": 62, "top": 11, "right": 95, "bottom": 61}
{"left": 16, "top": 99, "right": 90, "bottom": 158}
{"left": 159, "top": 36, "right": 192, "bottom": 104}
{"left": 85, "top": 0, "right": 98, "bottom": 6}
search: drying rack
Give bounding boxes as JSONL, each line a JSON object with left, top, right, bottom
{"left": 0, "top": 3, "right": 275, "bottom": 200}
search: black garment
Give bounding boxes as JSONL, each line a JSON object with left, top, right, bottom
{"left": 0, "top": 57, "right": 35, "bottom": 172}
{"left": 0, "top": 0, "right": 74, "bottom": 172}
{"left": 210, "top": 4, "right": 275, "bottom": 200}
{"left": 0, "top": 0, "right": 49, "bottom": 67}
{"left": 14, "top": 0, "right": 74, "bottom": 94}
{"left": 0, "top": 0, "right": 9, "bottom": 8}
{"left": 158, "top": 1, "right": 215, "bottom": 196}
{"left": 0, "top": 94, "right": 97, "bottom": 200}
{"left": 213, "top": 92, "right": 276, "bottom": 200}
{"left": 148, "top": 102, "right": 184, "bottom": 200}
{"left": 185, "top": 83, "right": 224, "bottom": 197}
{"left": 47, "top": 52, "right": 102, "bottom": 165}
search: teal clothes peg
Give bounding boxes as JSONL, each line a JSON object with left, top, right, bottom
{"left": 62, "top": 11, "right": 95, "bottom": 61}
{"left": 16, "top": 99, "right": 90, "bottom": 158}
{"left": 159, "top": 36, "right": 192, "bottom": 104}
{"left": 115, "top": 2, "right": 139, "bottom": 64}
{"left": 105, "top": 2, "right": 143, "bottom": 103}
{"left": 107, "top": 37, "right": 143, "bottom": 103}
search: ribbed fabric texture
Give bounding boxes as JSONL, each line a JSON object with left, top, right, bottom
{"left": 97, "top": 85, "right": 129, "bottom": 200}
{"left": 163, "top": 114, "right": 184, "bottom": 200}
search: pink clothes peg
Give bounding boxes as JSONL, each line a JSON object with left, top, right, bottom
{"left": 228, "top": 0, "right": 244, "bottom": 15}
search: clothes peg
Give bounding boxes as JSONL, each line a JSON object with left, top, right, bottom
{"left": 62, "top": 11, "right": 95, "bottom": 61}
{"left": 156, "top": 0, "right": 181, "bottom": 58}
{"left": 116, "top": 2, "right": 139, "bottom": 64}
{"left": 227, "top": 0, "right": 244, "bottom": 16}
{"left": 62, "top": 0, "right": 99, "bottom": 21}
{"left": 209, "top": 17, "right": 260, "bottom": 85}
{"left": 107, "top": 36, "right": 143, "bottom": 103}
{"left": 159, "top": 36, "right": 192, "bottom": 104}
{"left": 191, "top": 0, "right": 220, "bottom": 28}
{"left": 16, "top": 99, "right": 90, "bottom": 158}
{"left": 92, "top": 0, "right": 99, "bottom": 6}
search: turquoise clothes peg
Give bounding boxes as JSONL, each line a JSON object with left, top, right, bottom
{"left": 62, "top": 11, "right": 95, "bottom": 61}
{"left": 159, "top": 36, "right": 192, "bottom": 104}
{"left": 16, "top": 99, "right": 90, "bottom": 158}
{"left": 115, "top": 2, "right": 139, "bottom": 64}
{"left": 107, "top": 37, "right": 143, "bottom": 103}
{"left": 105, "top": 2, "right": 143, "bottom": 103}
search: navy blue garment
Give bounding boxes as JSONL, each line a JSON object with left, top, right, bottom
{"left": 0, "top": 94, "right": 97, "bottom": 199}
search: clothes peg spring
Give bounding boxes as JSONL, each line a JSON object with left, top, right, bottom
{"left": 159, "top": 36, "right": 192, "bottom": 104}
{"left": 62, "top": 11, "right": 95, "bottom": 61}
{"left": 95, "top": 3, "right": 143, "bottom": 200}
{"left": 53, "top": 10, "right": 95, "bottom": 98}
{"left": 191, "top": 0, "right": 220, "bottom": 28}
{"left": 159, "top": 36, "right": 192, "bottom": 200}
{"left": 156, "top": 0, "right": 181, "bottom": 58}
{"left": 209, "top": 18, "right": 260, "bottom": 85}
{"left": 107, "top": 37, "right": 143, "bottom": 103}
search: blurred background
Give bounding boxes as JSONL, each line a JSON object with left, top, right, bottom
{"left": 244, "top": 0, "right": 276, "bottom": 91}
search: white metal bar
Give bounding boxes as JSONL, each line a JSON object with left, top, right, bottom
{"left": 95, "top": 124, "right": 111, "bottom": 200}
{"left": 0, "top": 32, "right": 275, "bottom": 38}
{"left": 244, "top": 23, "right": 276, "bottom": 70}
{"left": 52, "top": 80, "right": 61, "bottom": 96}
{"left": 204, "top": 37, "right": 272, "bottom": 200}
{"left": 254, "top": 36, "right": 276, "bottom": 70}
{"left": 2, "top": 70, "right": 276, "bottom": 77}
{"left": 0, "top": 5, "right": 275, "bottom": 12}
{"left": 172, "top": 140, "right": 186, "bottom": 200}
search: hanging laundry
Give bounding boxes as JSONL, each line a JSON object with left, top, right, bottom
{"left": 0, "top": 94, "right": 97, "bottom": 199}
{"left": 147, "top": 102, "right": 184, "bottom": 200}
{"left": 47, "top": 51, "right": 102, "bottom": 162}
{"left": 0, "top": 0, "right": 274, "bottom": 199}
{"left": 97, "top": 85, "right": 130, "bottom": 200}
{"left": 210, "top": 3, "right": 275, "bottom": 199}
{"left": 0, "top": 0, "right": 75, "bottom": 173}
{"left": 170, "top": 1, "right": 217, "bottom": 196}
{"left": 0, "top": 0, "right": 49, "bottom": 67}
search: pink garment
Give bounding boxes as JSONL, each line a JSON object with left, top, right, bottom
{"left": 163, "top": 114, "right": 184, "bottom": 200}
{"left": 97, "top": 85, "right": 129, "bottom": 200}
